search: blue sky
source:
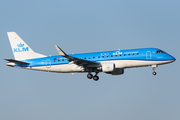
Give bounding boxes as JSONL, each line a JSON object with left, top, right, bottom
{"left": 0, "top": 0, "right": 179, "bottom": 120}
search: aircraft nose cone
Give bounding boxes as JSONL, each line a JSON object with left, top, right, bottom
{"left": 172, "top": 56, "right": 176, "bottom": 61}
{"left": 169, "top": 55, "right": 176, "bottom": 62}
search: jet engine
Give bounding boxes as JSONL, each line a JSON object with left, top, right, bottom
{"left": 106, "top": 69, "right": 124, "bottom": 75}
{"left": 101, "top": 63, "right": 115, "bottom": 72}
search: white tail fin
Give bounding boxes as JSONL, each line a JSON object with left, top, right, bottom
{"left": 7, "top": 32, "right": 46, "bottom": 60}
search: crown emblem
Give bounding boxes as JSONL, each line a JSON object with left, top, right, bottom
{"left": 106, "top": 66, "right": 110, "bottom": 69}
{"left": 17, "top": 43, "right": 24, "bottom": 47}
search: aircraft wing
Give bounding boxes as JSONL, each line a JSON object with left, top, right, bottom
{"left": 4, "top": 58, "right": 30, "bottom": 65}
{"left": 54, "top": 45, "right": 99, "bottom": 65}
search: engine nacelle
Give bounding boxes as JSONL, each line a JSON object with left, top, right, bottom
{"left": 106, "top": 69, "right": 124, "bottom": 75}
{"left": 111, "top": 69, "right": 124, "bottom": 75}
{"left": 101, "top": 63, "right": 115, "bottom": 72}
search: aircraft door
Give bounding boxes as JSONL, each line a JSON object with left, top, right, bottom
{"left": 46, "top": 59, "right": 51, "bottom": 68}
{"left": 146, "top": 51, "right": 151, "bottom": 59}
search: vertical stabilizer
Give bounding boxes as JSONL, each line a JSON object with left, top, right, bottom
{"left": 7, "top": 32, "right": 46, "bottom": 60}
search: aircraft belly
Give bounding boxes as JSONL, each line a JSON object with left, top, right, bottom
{"left": 28, "top": 64, "right": 84, "bottom": 73}
{"left": 15, "top": 60, "right": 172, "bottom": 73}
{"left": 99, "top": 60, "right": 172, "bottom": 68}
{"left": 132, "top": 60, "right": 172, "bottom": 67}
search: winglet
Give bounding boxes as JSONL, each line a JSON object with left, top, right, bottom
{"left": 54, "top": 45, "right": 67, "bottom": 57}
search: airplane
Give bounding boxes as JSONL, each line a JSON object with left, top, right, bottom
{"left": 5, "top": 32, "right": 176, "bottom": 81}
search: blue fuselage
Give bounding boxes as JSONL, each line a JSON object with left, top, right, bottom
{"left": 17, "top": 48, "right": 175, "bottom": 68}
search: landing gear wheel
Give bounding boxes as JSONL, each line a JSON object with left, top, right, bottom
{"left": 93, "top": 76, "right": 99, "bottom": 81}
{"left": 151, "top": 65, "right": 157, "bottom": 76}
{"left": 87, "top": 74, "right": 93, "bottom": 79}
{"left": 153, "top": 71, "right": 157, "bottom": 75}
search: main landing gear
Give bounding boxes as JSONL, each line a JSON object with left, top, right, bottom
{"left": 152, "top": 65, "right": 157, "bottom": 75}
{"left": 87, "top": 72, "right": 99, "bottom": 81}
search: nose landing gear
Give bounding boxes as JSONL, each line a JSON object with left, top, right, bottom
{"left": 153, "top": 71, "right": 157, "bottom": 75}
{"left": 87, "top": 72, "right": 99, "bottom": 81}
{"left": 152, "top": 65, "right": 157, "bottom": 75}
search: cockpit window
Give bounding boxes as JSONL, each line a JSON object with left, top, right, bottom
{"left": 156, "top": 50, "right": 166, "bottom": 54}
{"left": 161, "top": 50, "right": 166, "bottom": 53}
{"left": 156, "top": 51, "right": 161, "bottom": 53}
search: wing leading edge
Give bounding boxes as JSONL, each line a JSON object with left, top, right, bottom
{"left": 54, "top": 45, "right": 99, "bottom": 65}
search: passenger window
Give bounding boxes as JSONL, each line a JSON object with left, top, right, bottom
{"left": 58, "top": 59, "right": 60, "bottom": 62}
{"left": 89, "top": 57, "right": 91, "bottom": 59}
{"left": 93, "top": 57, "right": 95, "bottom": 59}
{"left": 133, "top": 53, "right": 135, "bottom": 55}
{"left": 115, "top": 55, "right": 117, "bottom": 57}
{"left": 107, "top": 56, "right": 109, "bottom": 57}
{"left": 62, "top": 59, "right": 64, "bottom": 61}
{"left": 84, "top": 57, "right": 86, "bottom": 59}
{"left": 120, "top": 54, "right": 122, "bottom": 56}
{"left": 137, "top": 53, "right": 139, "bottom": 55}
{"left": 111, "top": 55, "right": 113, "bottom": 57}
{"left": 98, "top": 56, "right": 100, "bottom": 58}
{"left": 102, "top": 56, "right": 104, "bottom": 58}
{"left": 128, "top": 54, "right": 130, "bottom": 56}
{"left": 124, "top": 54, "right": 126, "bottom": 56}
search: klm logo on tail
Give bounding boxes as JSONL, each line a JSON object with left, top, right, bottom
{"left": 14, "top": 43, "right": 29, "bottom": 52}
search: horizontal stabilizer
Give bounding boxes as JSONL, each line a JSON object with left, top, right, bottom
{"left": 4, "top": 58, "right": 30, "bottom": 64}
